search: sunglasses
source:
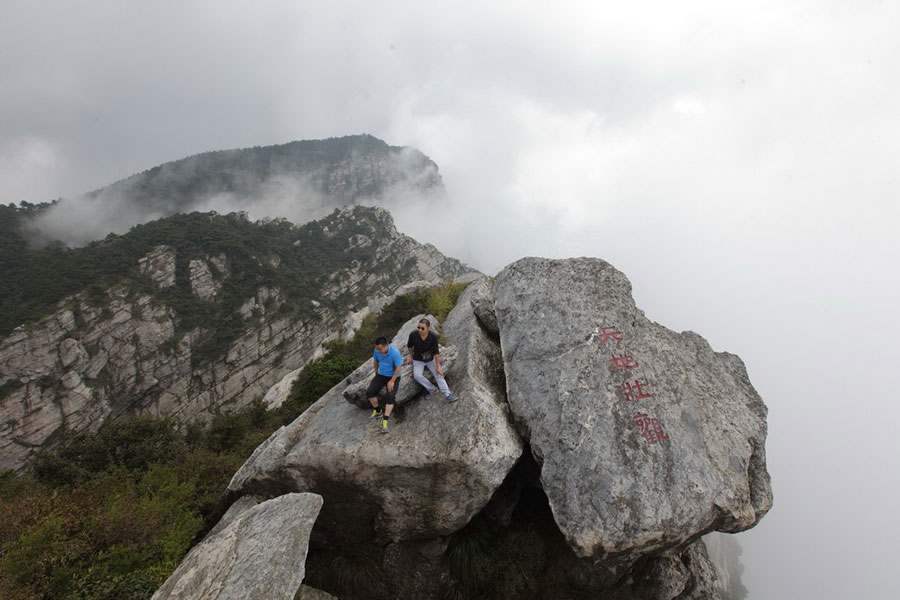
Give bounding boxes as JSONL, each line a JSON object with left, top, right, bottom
{"left": 417, "top": 326, "right": 426, "bottom": 330}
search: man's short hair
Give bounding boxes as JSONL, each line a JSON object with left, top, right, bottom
{"left": 418, "top": 318, "right": 431, "bottom": 328}
{"left": 374, "top": 336, "right": 388, "bottom": 346}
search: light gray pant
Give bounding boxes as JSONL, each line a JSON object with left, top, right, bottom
{"left": 412, "top": 359, "right": 450, "bottom": 395}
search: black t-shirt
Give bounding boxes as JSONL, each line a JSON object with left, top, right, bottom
{"left": 407, "top": 330, "right": 440, "bottom": 361}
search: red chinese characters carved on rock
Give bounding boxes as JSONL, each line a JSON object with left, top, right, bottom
{"left": 610, "top": 354, "right": 639, "bottom": 371}
{"left": 597, "top": 325, "right": 623, "bottom": 344}
{"left": 633, "top": 413, "right": 669, "bottom": 444}
{"left": 621, "top": 379, "right": 653, "bottom": 401}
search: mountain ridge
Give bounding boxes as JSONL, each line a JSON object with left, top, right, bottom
{"left": 28, "top": 134, "right": 445, "bottom": 246}
{"left": 83, "top": 134, "right": 442, "bottom": 207}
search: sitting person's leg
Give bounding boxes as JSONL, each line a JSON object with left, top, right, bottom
{"left": 383, "top": 376, "right": 400, "bottom": 417}
{"left": 366, "top": 374, "right": 388, "bottom": 418}
{"left": 412, "top": 360, "right": 437, "bottom": 393}
{"left": 425, "top": 359, "right": 451, "bottom": 395}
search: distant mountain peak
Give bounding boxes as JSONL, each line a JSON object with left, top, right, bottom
{"left": 29, "top": 135, "right": 445, "bottom": 247}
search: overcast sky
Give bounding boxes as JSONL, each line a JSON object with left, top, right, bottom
{"left": 2, "top": 1, "right": 898, "bottom": 597}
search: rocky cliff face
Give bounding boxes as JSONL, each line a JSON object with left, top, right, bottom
{"left": 196, "top": 261, "right": 771, "bottom": 600}
{"left": 0, "top": 206, "right": 475, "bottom": 472}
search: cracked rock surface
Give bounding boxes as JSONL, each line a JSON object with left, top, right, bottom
{"left": 221, "top": 279, "right": 523, "bottom": 544}
{"left": 495, "top": 257, "right": 772, "bottom": 560}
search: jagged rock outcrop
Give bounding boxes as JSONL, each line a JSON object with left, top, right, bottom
{"left": 219, "top": 279, "right": 523, "bottom": 546}
{"left": 0, "top": 289, "right": 176, "bottom": 469}
{"left": 178, "top": 260, "right": 767, "bottom": 599}
{"left": 494, "top": 257, "right": 772, "bottom": 561}
{"left": 189, "top": 256, "right": 224, "bottom": 299}
{"left": 139, "top": 245, "right": 176, "bottom": 288}
{"left": 0, "top": 206, "right": 476, "bottom": 471}
{"left": 238, "top": 286, "right": 281, "bottom": 320}
{"left": 151, "top": 493, "right": 323, "bottom": 600}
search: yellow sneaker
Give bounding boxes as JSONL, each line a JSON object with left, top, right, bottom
{"left": 380, "top": 419, "right": 389, "bottom": 434}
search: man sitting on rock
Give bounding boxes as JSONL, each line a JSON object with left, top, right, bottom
{"left": 405, "top": 318, "right": 458, "bottom": 402}
{"left": 368, "top": 336, "right": 404, "bottom": 434}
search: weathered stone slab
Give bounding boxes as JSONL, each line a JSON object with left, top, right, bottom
{"left": 222, "top": 280, "right": 523, "bottom": 545}
{"left": 495, "top": 257, "right": 772, "bottom": 560}
{"left": 151, "top": 493, "right": 322, "bottom": 600}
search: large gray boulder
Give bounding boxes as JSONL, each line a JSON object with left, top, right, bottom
{"left": 220, "top": 281, "right": 523, "bottom": 545}
{"left": 341, "top": 314, "right": 458, "bottom": 408}
{"left": 151, "top": 493, "right": 322, "bottom": 600}
{"left": 494, "top": 257, "right": 772, "bottom": 560}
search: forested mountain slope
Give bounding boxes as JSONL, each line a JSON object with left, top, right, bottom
{"left": 0, "top": 205, "right": 475, "bottom": 471}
